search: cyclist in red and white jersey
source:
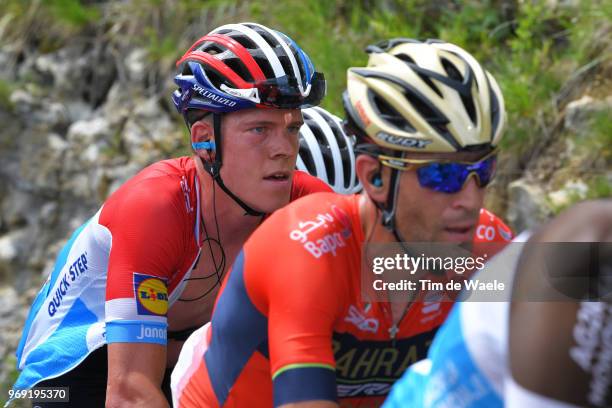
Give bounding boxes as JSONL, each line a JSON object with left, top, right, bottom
{"left": 10, "top": 22, "right": 330, "bottom": 408}
{"left": 172, "top": 39, "right": 513, "bottom": 407}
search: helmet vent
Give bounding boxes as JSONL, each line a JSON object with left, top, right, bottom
{"left": 251, "top": 25, "right": 278, "bottom": 48}
{"left": 402, "top": 87, "right": 447, "bottom": 128}
{"left": 368, "top": 90, "right": 416, "bottom": 133}
{"left": 202, "top": 42, "right": 224, "bottom": 55}
{"left": 298, "top": 139, "right": 317, "bottom": 176}
{"left": 328, "top": 119, "right": 351, "bottom": 188}
{"left": 461, "top": 91, "right": 477, "bottom": 126}
{"left": 441, "top": 57, "right": 463, "bottom": 81}
{"left": 201, "top": 40, "right": 254, "bottom": 83}
{"left": 224, "top": 56, "right": 254, "bottom": 82}
{"left": 277, "top": 31, "right": 308, "bottom": 84}
{"left": 330, "top": 126, "right": 348, "bottom": 149}
{"left": 251, "top": 25, "right": 295, "bottom": 77}
{"left": 396, "top": 53, "right": 442, "bottom": 97}
{"left": 305, "top": 117, "right": 336, "bottom": 185}
{"left": 182, "top": 63, "right": 193, "bottom": 76}
{"left": 402, "top": 85, "right": 459, "bottom": 147}
{"left": 229, "top": 32, "right": 256, "bottom": 50}
{"left": 276, "top": 54, "right": 294, "bottom": 80}
{"left": 441, "top": 57, "right": 477, "bottom": 125}
{"left": 204, "top": 67, "right": 229, "bottom": 89}
{"left": 339, "top": 143, "right": 352, "bottom": 189}
{"left": 218, "top": 31, "right": 276, "bottom": 79}
{"left": 395, "top": 53, "right": 416, "bottom": 65}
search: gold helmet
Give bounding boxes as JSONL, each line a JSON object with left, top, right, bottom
{"left": 343, "top": 39, "right": 506, "bottom": 153}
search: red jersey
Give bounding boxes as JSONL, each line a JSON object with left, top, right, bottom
{"left": 13, "top": 155, "right": 330, "bottom": 392}
{"left": 171, "top": 193, "right": 513, "bottom": 407}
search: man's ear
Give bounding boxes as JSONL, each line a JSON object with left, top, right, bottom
{"left": 190, "top": 120, "right": 215, "bottom": 162}
{"left": 356, "top": 155, "right": 390, "bottom": 204}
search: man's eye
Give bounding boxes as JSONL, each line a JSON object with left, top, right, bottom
{"left": 250, "top": 127, "right": 265, "bottom": 134}
{"left": 288, "top": 125, "right": 302, "bottom": 134}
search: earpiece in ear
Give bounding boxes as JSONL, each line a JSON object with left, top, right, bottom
{"left": 191, "top": 141, "right": 216, "bottom": 151}
{"left": 372, "top": 173, "right": 383, "bottom": 187}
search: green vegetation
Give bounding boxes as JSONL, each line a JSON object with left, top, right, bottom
{"left": 1, "top": 1, "right": 608, "bottom": 115}
{"left": 587, "top": 175, "right": 612, "bottom": 200}
{"left": 44, "top": 0, "right": 100, "bottom": 27}
{"left": 0, "top": 355, "right": 29, "bottom": 408}
{"left": 0, "top": 0, "right": 609, "bottom": 179}
{"left": 0, "top": 0, "right": 100, "bottom": 52}
{"left": 590, "top": 109, "right": 612, "bottom": 161}
{"left": 0, "top": 79, "right": 13, "bottom": 111}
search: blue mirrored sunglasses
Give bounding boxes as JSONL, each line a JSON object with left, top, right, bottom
{"left": 379, "top": 150, "right": 498, "bottom": 194}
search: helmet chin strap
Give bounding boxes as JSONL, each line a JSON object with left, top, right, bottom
{"left": 376, "top": 163, "right": 448, "bottom": 277}
{"left": 375, "top": 165, "right": 409, "bottom": 244}
{"left": 200, "top": 113, "right": 266, "bottom": 217}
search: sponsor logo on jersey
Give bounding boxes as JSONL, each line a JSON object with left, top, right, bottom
{"left": 289, "top": 205, "right": 353, "bottom": 259}
{"left": 332, "top": 329, "right": 437, "bottom": 397}
{"left": 337, "top": 383, "right": 390, "bottom": 398}
{"left": 136, "top": 324, "right": 167, "bottom": 341}
{"left": 303, "top": 232, "right": 347, "bottom": 258}
{"left": 476, "top": 225, "right": 496, "bottom": 241}
{"left": 47, "top": 251, "right": 89, "bottom": 317}
{"left": 133, "top": 273, "right": 168, "bottom": 316}
{"left": 476, "top": 223, "right": 513, "bottom": 242}
{"left": 570, "top": 302, "right": 612, "bottom": 407}
{"left": 420, "top": 290, "right": 443, "bottom": 323}
{"left": 345, "top": 305, "right": 379, "bottom": 333}
{"left": 377, "top": 132, "right": 432, "bottom": 149}
{"left": 497, "top": 225, "right": 513, "bottom": 241}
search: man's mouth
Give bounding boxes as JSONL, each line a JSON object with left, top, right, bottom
{"left": 444, "top": 225, "right": 472, "bottom": 234}
{"left": 442, "top": 223, "right": 476, "bottom": 242}
{"left": 263, "top": 171, "right": 291, "bottom": 182}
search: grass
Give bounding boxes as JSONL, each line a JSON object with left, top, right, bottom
{"left": 0, "top": 355, "right": 29, "bottom": 408}
{"left": 571, "top": 108, "right": 612, "bottom": 167}
{"left": 589, "top": 109, "right": 612, "bottom": 161}
{"left": 43, "top": 0, "right": 100, "bottom": 28}
{"left": 587, "top": 175, "right": 612, "bottom": 200}
{"left": 0, "top": 79, "right": 14, "bottom": 112}
{"left": 0, "top": 0, "right": 609, "bottom": 178}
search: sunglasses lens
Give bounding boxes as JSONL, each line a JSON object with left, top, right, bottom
{"left": 416, "top": 155, "right": 497, "bottom": 193}
{"left": 476, "top": 155, "right": 497, "bottom": 185}
{"left": 417, "top": 163, "right": 464, "bottom": 193}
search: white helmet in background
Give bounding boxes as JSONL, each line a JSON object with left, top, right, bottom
{"left": 297, "top": 107, "right": 362, "bottom": 194}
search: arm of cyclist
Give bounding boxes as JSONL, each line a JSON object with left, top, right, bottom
{"left": 508, "top": 200, "right": 612, "bottom": 408}
{"left": 244, "top": 214, "right": 346, "bottom": 406}
{"left": 106, "top": 342, "right": 169, "bottom": 407}
{"left": 102, "top": 185, "right": 186, "bottom": 407}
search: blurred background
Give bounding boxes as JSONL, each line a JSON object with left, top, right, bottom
{"left": 0, "top": 0, "right": 610, "bottom": 400}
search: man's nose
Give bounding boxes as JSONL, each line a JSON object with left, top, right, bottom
{"left": 269, "top": 129, "right": 298, "bottom": 159}
{"left": 451, "top": 174, "right": 484, "bottom": 211}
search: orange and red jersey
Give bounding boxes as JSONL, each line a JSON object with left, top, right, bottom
{"left": 172, "top": 193, "right": 513, "bottom": 407}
